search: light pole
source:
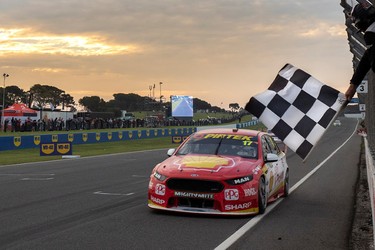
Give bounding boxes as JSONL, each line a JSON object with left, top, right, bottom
{"left": 159, "top": 82, "right": 163, "bottom": 103}
{"left": 1, "top": 73, "right": 9, "bottom": 131}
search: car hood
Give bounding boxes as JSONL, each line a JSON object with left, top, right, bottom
{"left": 155, "top": 154, "right": 262, "bottom": 180}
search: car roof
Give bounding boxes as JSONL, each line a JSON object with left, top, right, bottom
{"left": 195, "top": 128, "right": 264, "bottom": 137}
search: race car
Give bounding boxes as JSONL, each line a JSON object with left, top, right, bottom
{"left": 148, "top": 128, "right": 289, "bottom": 215}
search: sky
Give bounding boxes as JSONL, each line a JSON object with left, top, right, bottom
{"left": 0, "top": 0, "right": 354, "bottom": 110}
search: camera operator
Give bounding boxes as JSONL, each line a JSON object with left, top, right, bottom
{"left": 345, "top": 3, "right": 375, "bottom": 101}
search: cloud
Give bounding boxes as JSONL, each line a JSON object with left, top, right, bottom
{"left": 0, "top": 28, "right": 140, "bottom": 56}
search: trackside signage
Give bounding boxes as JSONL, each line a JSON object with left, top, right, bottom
{"left": 40, "top": 142, "right": 72, "bottom": 156}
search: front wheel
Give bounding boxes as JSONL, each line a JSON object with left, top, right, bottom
{"left": 258, "top": 176, "right": 267, "bottom": 214}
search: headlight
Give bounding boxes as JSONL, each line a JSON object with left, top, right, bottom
{"left": 225, "top": 175, "right": 253, "bottom": 185}
{"left": 154, "top": 171, "right": 168, "bottom": 181}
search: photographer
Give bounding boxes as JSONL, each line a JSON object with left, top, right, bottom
{"left": 345, "top": 3, "right": 375, "bottom": 100}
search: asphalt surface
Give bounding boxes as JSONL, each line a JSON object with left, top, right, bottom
{"left": 0, "top": 117, "right": 362, "bottom": 249}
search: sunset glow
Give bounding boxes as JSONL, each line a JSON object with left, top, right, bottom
{"left": 0, "top": 28, "right": 139, "bottom": 56}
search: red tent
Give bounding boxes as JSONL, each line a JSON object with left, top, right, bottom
{"left": 4, "top": 103, "right": 37, "bottom": 117}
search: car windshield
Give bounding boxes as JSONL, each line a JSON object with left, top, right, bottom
{"left": 176, "top": 133, "right": 258, "bottom": 159}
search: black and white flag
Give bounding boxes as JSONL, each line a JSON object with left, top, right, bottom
{"left": 245, "top": 64, "right": 346, "bottom": 161}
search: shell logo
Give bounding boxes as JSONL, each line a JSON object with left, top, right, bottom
{"left": 108, "top": 132, "right": 112, "bottom": 140}
{"left": 129, "top": 131, "right": 133, "bottom": 138}
{"left": 138, "top": 130, "right": 142, "bottom": 138}
{"left": 82, "top": 133, "right": 88, "bottom": 142}
{"left": 179, "top": 156, "right": 232, "bottom": 170}
{"left": 118, "top": 132, "right": 123, "bottom": 139}
{"left": 14, "top": 137, "right": 21, "bottom": 147}
{"left": 34, "top": 136, "right": 41, "bottom": 145}
{"left": 68, "top": 134, "right": 74, "bottom": 142}
{"left": 96, "top": 133, "right": 101, "bottom": 141}
{"left": 52, "top": 135, "right": 58, "bottom": 142}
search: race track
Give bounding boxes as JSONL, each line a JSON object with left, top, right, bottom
{"left": 0, "top": 117, "right": 360, "bottom": 249}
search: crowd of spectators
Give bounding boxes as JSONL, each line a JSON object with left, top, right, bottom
{"left": 1, "top": 115, "right": 239, "bottom": 133}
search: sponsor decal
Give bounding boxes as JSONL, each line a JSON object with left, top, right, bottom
{"left": 128, "top": 131, "right": 133, "bottom": 138}
{"left": 233, "top": 176, "right": 253, "bottom": 185}
{"left": 34, "top": 136, "right": 40, "bottom": 145}
{"left": 154, "top": 130, "right": 158, "bottom": 136}
{"left": 96, "top": 133, "right": 101, "bottom": 141}
{"left": 174, "top": 191, "right": 214, "bottom": 199}
{"left": 148, "top": 181, "right": 153, "bottom": 189}
{"left": 151, "top": 195, "right": 165, "bottom": 205}
{"left": 82, "top": 133, "right": 88, "bottom": 142}
{"left": 244, "top": 188, "right": 257, "bottom": 197}
{"left": 56, "top": 143, "right": 71, "bottom": 154}
{"left": 179, "top": 156, "right": 231, "bottom": 170}
{"left": 108, "top": 132, "right": 112, "bottom": 140}
{"left": 203, "top": 134, "right": 253, "bottom": 141}
{"left": 13, "top": 137, "right": 21, "bottom": 147}
{"left": 40, "top": 142, "right": 72, "bottom": 156}
{"left": 224, "top": 189, "right": 239, "bottom": 201}
{"left": 68, "top": 134, "right": 74, "bottom": 142}
{"left": 52, "top": 135, "right": 58, "bottom": 142}
{"left": 155, "top": 184, "right": 166, "bottom": 196}
{"left": 138, "top": 130, "right": 142, "bottom": 138}
{"left": 146, "top": 130, "right": 150, "bottom": 137}
{"left": 41, "top": 144, "right": 54, "bottom": 155}
{"left": 172, "top": 136, "right": 182, "bottom": 144}
{"left": 225, "top": 202, "right": 252, "bottom": 211}
{"left": 118, "top": 132, "right": 123, "bottom": 139}
{"left": 162, "top": 130, "right": 165, "bottom": 135}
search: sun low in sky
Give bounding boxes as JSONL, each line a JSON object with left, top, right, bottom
{"left": 0, "top": 0, "right": 353, "bottom": 109}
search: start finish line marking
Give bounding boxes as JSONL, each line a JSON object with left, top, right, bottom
{"left": 93, "top": 191, "right": 134, "bottom": 196}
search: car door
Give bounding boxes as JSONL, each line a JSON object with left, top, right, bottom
{"left": 264, "top": 135, "right": 286, "bottom": 194}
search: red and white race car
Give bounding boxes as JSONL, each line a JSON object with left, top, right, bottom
{"left": 148, "top": 128, "right": 289, "bottom": 215}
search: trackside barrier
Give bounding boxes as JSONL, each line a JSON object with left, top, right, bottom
{"left": 0, "top": 127, "right": 196, "bottom": 152}
{"left": 364, "top": 137, "right": 375, "bottom": 246}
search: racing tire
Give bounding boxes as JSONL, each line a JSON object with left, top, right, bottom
{"left": 258, "top": 176, "right": 267, "bottom": 214}
{"left": 282, "top": 169, "right": 289, "bottom": 197}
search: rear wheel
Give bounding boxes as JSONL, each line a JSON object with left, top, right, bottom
{"left": 282, "top": 169, "right": 290, "bottom": 197}
{"left": 258, "top": 176, "right": 267, "bottom": 214}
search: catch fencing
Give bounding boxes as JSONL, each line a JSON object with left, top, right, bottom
{"left": 341, "top": 0, "right": 375, "bottom": 245}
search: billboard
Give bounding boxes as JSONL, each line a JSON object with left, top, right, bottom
{"left": 171, "top": 95, "right": 193, "bottom": 117}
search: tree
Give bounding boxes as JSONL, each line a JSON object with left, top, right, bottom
{"left": 5, "top": 85, "right": 26, "bottom": 105}
{"left": 79, "top": 96, "right": 106, "bottom": 112}
{"left": 229, "top": 103, "right": 240, "bottom": 113}
{"left": 60, "top": 93, "right": 75, "bottom": 110}
{"left": 193, "top": 98, "right": 211, "bottom": 111}
{"left": 29, "top": 84, "right": 65, "bottom": 109}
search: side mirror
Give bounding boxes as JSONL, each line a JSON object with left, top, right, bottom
{"left": 167, "top": 148, "right": 176, "bottom": 157}
{"left": 265, "top": 153, "right": 278, "bottom": 162}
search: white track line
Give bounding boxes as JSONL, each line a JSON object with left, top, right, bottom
{"left": 215, "top": 123, "right": 358, "bottom": 250}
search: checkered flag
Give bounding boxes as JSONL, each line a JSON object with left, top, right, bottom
{"left": 245, "top": 64, "right": 346, "bottom": 161}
